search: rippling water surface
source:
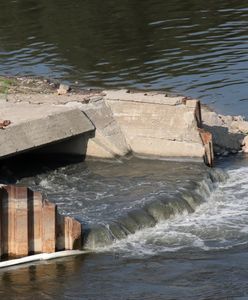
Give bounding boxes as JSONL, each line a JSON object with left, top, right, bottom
{"left": 0, "top": 156, "right": 248, "bottom": 299}
{"left": 0, "top": 0, "right": 248, "bottom": 115}
{"left": 1, "top": 0, "right": 248, "bottom": 299}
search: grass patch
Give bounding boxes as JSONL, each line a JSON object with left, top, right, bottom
{"left": 0, "top": 77, "right": 16, "bottom": 94}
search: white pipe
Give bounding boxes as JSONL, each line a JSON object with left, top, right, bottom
{"left": 0, "top": 250, "right": 86, "bottom": 269}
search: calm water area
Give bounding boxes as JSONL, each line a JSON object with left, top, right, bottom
{"left": 0, "top": 0, "right": 248, "bottom": 299}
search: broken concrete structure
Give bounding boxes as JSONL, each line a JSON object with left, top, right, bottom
{"left": 0, "top": 185, "right": 82, "bottom": 258}
{"left": 0, "top": 89, "right": 215, "bottom": 165}
{"left": 1, "top": 88, "right": 248, "bottom": 165}
{"left": 0, "top": 103, "right": 94, "bottom": 159}
{"left": 64, "top": 90, "right": 214, "bottom": 164}
{"left": 103, "top": 90, "right": 212, "bottom": 162}
{"left": 1, "top": 83, "right": 248, "bottom": 260}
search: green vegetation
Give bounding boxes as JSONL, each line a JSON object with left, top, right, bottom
{"left": 0, "top": 77, "right": 16, "bottom": 95}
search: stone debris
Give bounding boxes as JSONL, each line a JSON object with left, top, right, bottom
{"left": 57, "top": 83, "right": 71, "bottom": 95}
{"left": 202, "top": 106, "right": 248, "bottom": 155}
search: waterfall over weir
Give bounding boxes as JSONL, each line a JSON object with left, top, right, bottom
{"left": 16, "top": 157, "right": 228, "bottom": 252}
{"left": 82, "top": 168, "right": 227, "bottom": 250}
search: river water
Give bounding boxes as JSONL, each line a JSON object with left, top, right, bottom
{"left": 0, "top": 0, "right": 248, "bottom": 299}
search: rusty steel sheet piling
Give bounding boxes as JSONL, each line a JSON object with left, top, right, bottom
{"left": 0, "top": 185, "right": 82, "bottom": 259}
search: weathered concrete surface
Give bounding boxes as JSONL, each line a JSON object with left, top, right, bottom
{"left": 3, "top": 91, "right": 103, "bottom": 105}
{"left": 0, "top": 103, "right": 94, "bottom": 159}
{"left": 202, "top": 106, "right": 248, "bottom": 155}
{"left": 65, "top": 100, "right": 131, "bottom": 159}
{"left": 103, "top": 90, "right": 207, "bottom": 161}
{"left": 0, "top": 89, "right": 215, "bottom": 164}
{"left": 2, "top": 76, "right": 248, "bottom": 160}
{"left": 0, "top": 185, "right": 82, "bottom": 258}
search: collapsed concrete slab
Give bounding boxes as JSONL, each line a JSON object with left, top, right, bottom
{"left": 0, "top": 103, "right": 94, "bottom": 159}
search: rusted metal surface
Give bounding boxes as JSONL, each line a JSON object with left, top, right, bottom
{"left": 0, "top": 185, "right": 82, "bottom": 259}
{"left": 199, "top": 129, "right": 214, "bottom": 167}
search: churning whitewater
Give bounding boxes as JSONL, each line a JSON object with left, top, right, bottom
{"left": 16, "top": 157, "right": 248, "bottom": 256}
{"left": 104, "top": 165, "right": 248, "bottom": 256}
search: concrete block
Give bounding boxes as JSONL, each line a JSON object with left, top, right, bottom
{"left": 86, "top": 139, "right": 118, "bottom": 159}
{"left": 0, "top": 103, "right": 94, "bottom": 159}
{"left": 103, "top": 89, "right": 183, "bottom": 106}
{"left": 83, "top": 100, "right": 130, "bottom": 158}
{"left": 104, "top": 93, "right": 205, "bottom": 160}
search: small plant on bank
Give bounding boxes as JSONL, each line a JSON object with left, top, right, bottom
{"left": 0, "top": 77, "right": 16, "bottom": 101}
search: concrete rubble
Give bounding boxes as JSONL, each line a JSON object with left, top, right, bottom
{"left": 202, "top": 106, "right": 248, "bottom": 155}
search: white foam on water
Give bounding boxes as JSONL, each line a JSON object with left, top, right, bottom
{"left": 98, "top": 166, "right": 248, "bottom": 256}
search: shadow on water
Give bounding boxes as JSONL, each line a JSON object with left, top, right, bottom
{"left": 0, "top": 152, "right": 85, "bottom": 184}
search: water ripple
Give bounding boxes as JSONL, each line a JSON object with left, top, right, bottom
{"left": 0, "top": 0, "right": 247, "bottom": 115}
